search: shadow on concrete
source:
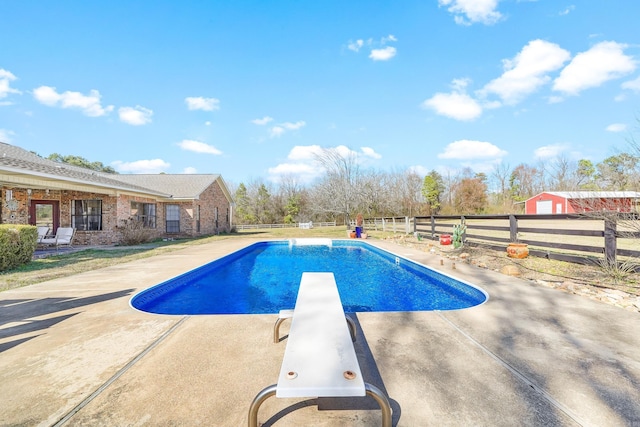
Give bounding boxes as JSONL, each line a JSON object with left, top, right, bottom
{"left": 0, "top": 289, "right": 135, "bottom": 354}
{"left": 440, "top": 265, "right": 640, "bottom": 425}
{"left": 261, "top": 313, "right": 401, "bottom": 426}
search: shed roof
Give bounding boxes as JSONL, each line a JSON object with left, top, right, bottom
{"left": 543, "top": 191, "right": 640, "bottom": 199}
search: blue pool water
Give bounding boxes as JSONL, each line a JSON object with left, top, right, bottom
{"left": 131, "top": 240, "right": 487, "bottom": 315}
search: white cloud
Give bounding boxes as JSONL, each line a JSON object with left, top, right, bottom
{"left": 558, "top": 5, "right": 575, "bottom": 16}
{"left": 422, "top": 91, "right": 483, "bottom": 121}
{"left": 251, "top": 116, "right": 273, "bottom": 125}
{"left": 553, "top": 41, "right": 637, "bottom": 95}
{"left": 268, "top": 144, "right": 381, "bottom": 183}
{"left": 269, "top": 120, "right": 306, "bottom": 138}
{"left": 0, "top": 128, "right": 15, "bottom": 143}
{"left": 369, "top": 46, "right": 397, "bottom": 61}
{"left": 33, "top": 86, "right": 114, "bottom": 117}
{"left": 621, "top": 75, "right": 640, "bottom": 92}
{"left": 177, "top": 139, "right": 222, "bottom": 155}
{"left": 288, "top": 145, "right": 324, "bottom": 160}
{"left": 0, "top": 69, "right": 21, "bottom": 99}
{"left": 438, "top": 0, "right": 503, "bottom": 25}
{"left": 361, "top": 146, "right": 382, "bottom": 159}
{"left": 112, "top": 159, "right": 170, "bottom": 174}
{"left": 118, "top": 106, "right": 153, "bottom": 125}
{"left": 480, "top": 39, "right": 571, "bottom": 105}
{"left": 183, "top": 167, "right": 198, "bottom": 174}
{"left": 347, "top": 35, "right": 398, "bottom": 61}
{"left": 606, "top": 123, "right": 627, "bottom": 132}
{"left": 438, "top": 140, "right": 507, "bottom": 160}
{"left": 534, "top": 144, "right": 568, "bottom": 159}
{"left": 348, "top": 39, "right": 364, "bottom": 52}
{"left": 185, "top": 96, "right": 220, "bottom": 111}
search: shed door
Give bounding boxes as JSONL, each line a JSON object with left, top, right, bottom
{"left": 536, "top": 200, "right": 553, "bottom": 214}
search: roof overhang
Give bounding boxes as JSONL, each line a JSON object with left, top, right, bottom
{"left": 0, "top": 167, "right": 170, "bottom": 198}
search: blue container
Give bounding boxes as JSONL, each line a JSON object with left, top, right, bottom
{"left": 355, "top": 226, "right": 362, "bottom": 238}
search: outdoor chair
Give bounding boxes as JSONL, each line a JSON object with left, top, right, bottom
{"left": 36, "top": 226, "right": 50, "bottom": 243}
{"left": 39, "top": 227, "right": 76, "bottom": 252}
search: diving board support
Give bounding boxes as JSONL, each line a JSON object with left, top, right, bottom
{"left": 250, "top": 272, "right": 391, "bottom": 426}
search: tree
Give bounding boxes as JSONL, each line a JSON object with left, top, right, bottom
{"left": 234, "top": 183, "right": 255, "bottom": 224}
{"left": 311, "top": 147, "right": 362, "bottom": 225}
{"left": 596, "top": 153, "right": 639, "bottom": 190}
{"left": 48, "top": 153, "right": 118, "bottom": 173}
{"left": 421, "top": 170, "right": 444, "bottom": 214}
{"left": 576, "top": 159, "right": 597, "bottom": 190}
{"left": 454, "top": 177, "right": 488, "bottom": 214}
{"left": 490, "top": 162, "right": 512, "bottom": 212}
{"left": 509, "top": 163, "right": 544, "bottom": 202}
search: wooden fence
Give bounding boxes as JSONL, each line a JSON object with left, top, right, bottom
{"left": 414, "top": 214, "right": 640, "bottom": 267}
{"left": 235, "top": 221, "right": 337, "bottom": 231}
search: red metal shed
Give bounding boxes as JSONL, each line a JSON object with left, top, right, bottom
{"left": 524, "top": 191, "right": 640, "bottom": 214}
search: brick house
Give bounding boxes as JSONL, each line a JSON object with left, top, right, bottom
{"left": 524, "top": 191, "right": 640, "bottom": 214}
{"left": 0, "top": 142, "right": 234, "bottom": 245}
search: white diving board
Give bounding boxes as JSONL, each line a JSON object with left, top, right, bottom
{"left": 288, "top": 238, "right": 332, "bottom": 247}
{"left": 248, "top": 272, "right": 392, "bottom": 426}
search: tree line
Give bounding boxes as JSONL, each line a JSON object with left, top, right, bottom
{"left": 232, "top": 142, "right": 640, "bottom": 226}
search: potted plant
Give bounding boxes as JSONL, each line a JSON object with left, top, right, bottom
{"left": 507, "top": 236, "right": 529, "bottom": 258}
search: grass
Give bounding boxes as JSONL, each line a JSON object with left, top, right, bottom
{"left": 0, "top": 226, "right": 391, "bottom": 292}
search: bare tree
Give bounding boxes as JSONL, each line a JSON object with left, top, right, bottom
{"left": 311, "top": 147, "right": 362, "bottom": 225}
{"left": 489, "top": 162, "right": 512, "bottom": 213}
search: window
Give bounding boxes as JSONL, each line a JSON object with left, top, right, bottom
{"left": 166, "top": 204, "right": 180, "bottom": 233}
{"left": 131, "top": 201, "right": 157, "bottom": 228}
{"left": 72, "top": 200, "right": 102, "bottom": 231}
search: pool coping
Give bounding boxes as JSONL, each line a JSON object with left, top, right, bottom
{"left": 1, "top": 237, "right": 639, "bottom": 426}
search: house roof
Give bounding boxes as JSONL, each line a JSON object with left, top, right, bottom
{"left": 113, "top": 174, "right": 227, "bottom": 200}
{"left": 0, "top": 142, "right": 232, "bottom": 202}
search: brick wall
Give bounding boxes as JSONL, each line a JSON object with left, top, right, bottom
{"left": 1, "top": 181, "right": 232, "bottom": 245}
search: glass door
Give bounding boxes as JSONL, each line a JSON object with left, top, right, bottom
{"left": 29, "top": 200, "right": 59, "bottom": 232}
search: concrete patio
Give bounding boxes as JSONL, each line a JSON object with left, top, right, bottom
{"left": 1, "top": 238, "right": 639, "bottom": 426}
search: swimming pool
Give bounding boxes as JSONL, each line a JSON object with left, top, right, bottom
{"left": 131, "top": 240, "right": 487, "bottom": 315}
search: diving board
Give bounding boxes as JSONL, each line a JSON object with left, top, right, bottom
{"left": 288, "top": 238, "right": 333, "bottom": 247}
{"left": 248, "top": 272, "right": 392, "bottom": 426}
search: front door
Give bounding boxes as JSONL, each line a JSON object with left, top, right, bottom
{"left": 29, "top": 200, "right": 59, "bottom": 232}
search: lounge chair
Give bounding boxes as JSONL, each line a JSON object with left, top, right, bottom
{"left": 39, "top": 227, "right": 76, "bottom": 252}
{"left": 36, "top": 226, "right": 50, "bottom": 243}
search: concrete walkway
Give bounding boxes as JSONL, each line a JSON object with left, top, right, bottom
{"left": 1, "top": 238, "right": 639, "bottom": 426}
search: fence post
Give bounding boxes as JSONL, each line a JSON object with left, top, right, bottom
{"left": 405, "top": 216, "right": 410, "bottom": 234}
{"left": 430, "top": 216, "right": 435, "bottom": 239}
{"left": 509, "top": 215, "right": 518, "bottom": 242}
{"left": 461, "top": 215, "right": 466, "bottom": 244}
{"left": 604, "top": 218, "right": 617, "bottom": 266}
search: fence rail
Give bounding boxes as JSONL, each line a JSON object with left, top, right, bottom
{"left": 235, "top": 221, "right": 336, "bottom": 230}
{"left": 413, "top": 214, "right": 640, "bottom": 268}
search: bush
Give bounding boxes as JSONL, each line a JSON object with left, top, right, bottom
{"left": 0, "top": 225, "right": 37, "bottom": 271}
{"left": 117, "top": 218, "right": 155, "bottom": 246}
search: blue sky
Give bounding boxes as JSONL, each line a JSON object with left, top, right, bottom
{"left": 1, "top": 1, "right": 639, "bottom": 186}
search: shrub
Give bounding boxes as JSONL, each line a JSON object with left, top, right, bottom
{"left": 117, "top": 218, "right": 155, "bottom": 246}
{"left": 0, "top": 225, "right": 37, "bottom": 271}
